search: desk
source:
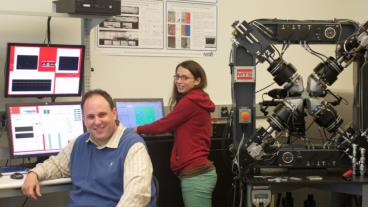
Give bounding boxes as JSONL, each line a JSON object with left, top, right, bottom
{"left": 246, "top": 172, "right": 368, "bottom": 207}
{"left": 0, "top": 175, "right": 71, "bottom": 198}
{"left": 144, "top": 135, "right": 233, "bottom": 207}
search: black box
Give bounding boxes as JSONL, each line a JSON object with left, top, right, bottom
{"left": 54, "top": 0, "right": 121, "bottom": 16}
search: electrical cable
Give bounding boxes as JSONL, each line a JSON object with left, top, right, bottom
{"left": 251, "top": 21, "right": 274, "bottom": 38}
{"left": 43, "top": 16, "right": 52, "bottom": 45}
{"left": 354, "top": 195, "right": 362, "bottom": 207}
{"left": 271, "top": 44, "right": 281, "bottom": 57}
{"left": 229, "top": 48, "right": 233, "bottom": 66}
{"left": 326, "top": 89, "right": 349, "bottom": 106}
{"left": 334, "top": 21, "right": 345, "bottom": 54}
{"left": 0, "top": 116, "right": 8, "bottom": 140}
{"left": 229, "top": 35, "right": 244, "bottom": 207}
{"left": 238, "top": 178, "right": 243, "bottom": 207}
{"left": 318, "top": 127, "right": 328, "bottom": 145}
{"left": 231, "top": 158, "right": 241, "bottom": 207}
{"left": 280, "top": 42, "right": 290, "bottom": 57}
{"left": 256, "top": 82, "right": 276, "bottom": 94}
{"left": 20, "top": 197, "right": 28, "bottom": 207}
{"left": 304, "top": 42, "right": 329, "bottom": 59}
{"left": 231, "top": 181, "right": 237, "bottom": 207}
{"left": 232, "top": 124, "right": 247, "bottom": 207}
{"left": 227, "top": 108, "right": 240, "bottom": 207}
{"left": 47, "top": 16, "right": 51, "bottom": 45}
{"left": 301, "top": 41, "right": 328, "bottom": 63}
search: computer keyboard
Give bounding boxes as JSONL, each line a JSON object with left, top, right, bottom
{"left": 0, "top": 165, "right": 30, "bottom": 175}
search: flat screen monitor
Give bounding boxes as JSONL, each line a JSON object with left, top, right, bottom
{"left": 114, "top": 98, "right": 165, "bottom": 128}
{"left": 6, "top": 102, "right": 85, "bottom": 158}
{"left": 4, "top": 43, "right": 85, "bottom": 97}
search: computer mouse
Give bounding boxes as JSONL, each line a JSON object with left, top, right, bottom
{"left": 10, "top": 172, "right": 24, "bottom": 180}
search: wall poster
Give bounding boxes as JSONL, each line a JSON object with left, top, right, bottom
{"left": 96, "top": 0, "right": 217, "bottom": 57}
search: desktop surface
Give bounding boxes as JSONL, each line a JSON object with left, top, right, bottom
{"left": 246, "top": 169, "right": 368, "bottom": 185}
{"left": 0, "top": 165, "right": 30, "bottom": 175}
{"left": 141, "top": 133, "right": 173, "bottom": 140}
{"left": 0, "top": 174, "right": 71, "bottom": 199}
{"left": 0, "top": 174, "right": 71, "bottom": 190}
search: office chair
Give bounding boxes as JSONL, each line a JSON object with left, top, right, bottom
{"left": 152, "top": 175, "right": 159, "bottom": 206}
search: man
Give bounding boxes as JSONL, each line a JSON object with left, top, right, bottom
{"left": 22, "top": 89, "right": 156, "bottom": 207}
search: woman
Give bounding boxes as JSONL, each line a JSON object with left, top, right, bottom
{"left": 134, "top": 60, "right": 217, "bottom": 207}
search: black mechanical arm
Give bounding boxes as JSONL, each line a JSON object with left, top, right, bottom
{"left": 231, "top": 19, "right": 368, "bottom": 162}
{"left": 307, "top": 20, "right": 368, "bottom": 97}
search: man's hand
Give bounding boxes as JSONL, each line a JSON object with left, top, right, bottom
{"left": 21, "top": 171, "right": 42, "bottom": 200}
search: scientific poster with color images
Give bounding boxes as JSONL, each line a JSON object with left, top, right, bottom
{"left": 166, "top": 1, "right": 217, "bottom": 51}
{"left": 96, "top": 0, "right": 217, "bottom": 57}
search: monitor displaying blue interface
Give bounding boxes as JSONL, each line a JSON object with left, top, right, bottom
{"left": 6, "top": 102, "right": 85, "bottom": 158}
{"left": 114, "top": 98, "right": 165, "bottom": 128}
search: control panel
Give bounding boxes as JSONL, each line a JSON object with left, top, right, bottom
{"left": 276, "top": 23, "right": 341, "bottom": 43}
{"left": 273, "top": 145, "right": 350, "bottom": 168}
{"left": 239, "top": 107, "right": 252, "bottom": 123}
{"left": 251, "top": 186, "right": 271, "bottom": 207}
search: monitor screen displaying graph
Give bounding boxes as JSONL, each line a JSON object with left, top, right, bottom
{"left": 6, "top": 102, "right": 84, "bottom": 158}
{"left": 114, "top": 98, "right": 165, "bottom": 128}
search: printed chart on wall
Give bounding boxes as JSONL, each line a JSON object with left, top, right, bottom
{"left": 98, "top": 0, "right": 164, "bottom": 49}
{"left": 96, "top": 0, "right": 217, "bottom": 57}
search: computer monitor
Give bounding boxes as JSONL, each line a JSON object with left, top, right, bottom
{"left": 6, "top": 102, "right": 85, "bottom": 158}
{"left": 114, "top": 98, "right": 165, "bottom": 128}
{"left": 4, "top": 43, "right": 85, "bottom": 97}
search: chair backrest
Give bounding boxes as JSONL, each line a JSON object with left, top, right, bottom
{"left": 152, "top": 175, "right": 159, "bottom": 206}
{"left": 147, "top": 175, "right": 159, "bottom": 207}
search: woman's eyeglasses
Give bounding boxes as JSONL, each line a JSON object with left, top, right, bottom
{"left": 173, "top": 75, "right": 192, "bottom": 81}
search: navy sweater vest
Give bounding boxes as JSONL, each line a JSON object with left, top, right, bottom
{"left": 69, "top": 128, "right": 156, "bottom": 207}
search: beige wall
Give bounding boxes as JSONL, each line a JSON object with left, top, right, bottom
{"left": 0, "top": 0, "right": 367, "bottom": 108}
